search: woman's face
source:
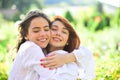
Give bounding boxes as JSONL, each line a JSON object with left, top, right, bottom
{"left": 26, "top": 17, "right": 50, "bottom": 48}
{"left": 49, "top": 20, "right": 69, "bottom": 49}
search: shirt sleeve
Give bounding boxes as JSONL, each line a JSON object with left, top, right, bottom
{"left": 22, "top": 43, "right": 54, "bottom": 79}
{"left": 72, "top": 46, "right": 95, "bottom": 80}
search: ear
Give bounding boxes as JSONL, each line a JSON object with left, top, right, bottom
{"left": 25, "top": 36, "right": 29, "bottom": 40}
{"left": 66, "top": 40, "right": 69, "bottom": 45}
{"left": 66, "top": 42, "right": 69, "bottom": 45}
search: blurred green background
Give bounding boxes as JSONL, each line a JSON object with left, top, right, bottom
{"left": 0, "top": 0, "right": 120, "bottom": 80}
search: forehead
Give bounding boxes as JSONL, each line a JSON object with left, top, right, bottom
{"left": 52, "top": 20, "right": 65, "bottom": 28}
{"left": 30, "top": 17, "right": 49, "bottom": 28}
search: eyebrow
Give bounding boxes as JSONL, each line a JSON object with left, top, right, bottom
{"left": 52, "top": 25, "right": 58, "bottom": 27}
{"left": 63, "top": 27, "right": 68, "bottom": 30}
{"left": 52, "top": 25, "right": 68, "bottom": 30}
{"left": 32, "top": 25, "right": 49, "bottom": 29}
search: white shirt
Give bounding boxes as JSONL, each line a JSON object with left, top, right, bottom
{"left": 73, "top": 46, "right": 95, "bottom": 80}
{"left": 9, "top": 41, "right": 55, "bottom": 80}
{"left": 49, "top": 50, "right": 79, "bottom": 80}
{"left": 9, "top": 41, "right": 95, "bottom": 80}
{"left": 8, "top": 41, "right": 78, "bottom": 80}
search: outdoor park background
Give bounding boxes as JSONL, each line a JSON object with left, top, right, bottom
{"left": 0, "top": 0, "right": 120, "bottom": 80}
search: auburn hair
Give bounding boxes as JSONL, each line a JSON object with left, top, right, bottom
{"left": 51, "top": 16, "right": 80, "bottom": 53}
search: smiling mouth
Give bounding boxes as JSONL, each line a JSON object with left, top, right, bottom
{"left": 53, "top": 37, "right": 62, "bottom": 42}
{"left": 37, "top": 38, "right": 48, "bottom": 42}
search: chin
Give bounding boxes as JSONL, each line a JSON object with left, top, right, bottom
{"left": 41, "top": 44, "right": 47, "bottom": 49}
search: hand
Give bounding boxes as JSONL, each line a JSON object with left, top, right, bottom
{"left": 40, "top": 52, "right": 66, "bottom": 69}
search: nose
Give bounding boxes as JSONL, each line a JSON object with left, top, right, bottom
{"left": 56, "top": 31, "right": 61, "bottom": 36}
{"left": 40, "top": 31, "right": 46, "bottom": 36}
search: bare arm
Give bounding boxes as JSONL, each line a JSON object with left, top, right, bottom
{"left": 40, "top": 52, "right": 76, "bottom": 68}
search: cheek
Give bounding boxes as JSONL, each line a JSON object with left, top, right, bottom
{"left": 46, "top": 31, "right": 51, "bottom": 38}
{"left": 50, "top": 31, "right": 55, "bottom": 36}
{"left": 28, "top": 33, "right": 35, "bottom": 37}
{"left": 27, "top": 32, "right": 37, "bottom": 40}
{"left": 64, "top": 35, "right": 69, "bottom": 42}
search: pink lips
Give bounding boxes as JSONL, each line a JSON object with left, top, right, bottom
{"left": 52, "top": 37, "right": 62, "bottom": 42}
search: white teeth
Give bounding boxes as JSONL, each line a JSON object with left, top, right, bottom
{"left": 39, "top": 38, "right": 47, "bottom": 42}
{"left": 53, "top": 37, "right": 61, "bottom": 41}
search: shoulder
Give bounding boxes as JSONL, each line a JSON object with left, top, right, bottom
{"left": 79, "top": 46, "right": 93, "bottom": 55}
{"left": 17, "top": 41, "right": 44, "bottom": 60}
{"left": 21, "top": 41, "right": 39, "bottom": 48}
{"left": 22, "top": 41, "right": 41, "bottom": 49}
{"left": 79, "top": 46, "right": 91, "bottom": 52}
{"left": 19, "top": 41, "right": 42, "bottom": 53}
{"left": 75, "top": 45, "right": 93, "bottom": 54}
{"left": 73, "top": 45, "right": 94, "bottom": 60}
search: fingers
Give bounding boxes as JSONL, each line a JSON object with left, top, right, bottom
{"left": 41, "top": 60, "right": 57, "bottom": 68}
{"left": 41, "top": 59, "right": 62, "bottom": 69}
{"left": 44, "top": 63, "right": 57, "bottom": 68}
{"left": 40, "top": 56, "right": 56, "bottom": 67}
{"left": 40, "top": 56, "right": 61, "bottom": 68}
{"left": 42, "top": 62, "right": 61, "bottom": 69}
{"left": 40, "top": 52, "right": 63, "bottom": 68}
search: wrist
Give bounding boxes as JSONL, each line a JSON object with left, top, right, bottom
{"left": 65, "top": 53, "right": 76, "bottom": 63}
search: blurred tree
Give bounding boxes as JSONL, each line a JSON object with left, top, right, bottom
{"left": 96, "top": 1, "right": 103, "bottom": 14}
{"left": 0, "top": 0, "right": 45, "bottom": 21}
{"left": 114, "top": 8, "right": 120, "bottom": 26}
{"left": 0, "top": 0, "right": 44, "bottom": 13}
{"left": 84, "top": 12, "right": 109, "bottom": 32}
{"left": 0, "top": 0, "right": 14, "bottom": 8}
{"left": 14, "top": 0, "right": 44, "bottom": 14}
{"left": 64, "top": 10, "right": 77, "bottom": 26}
{"left": 64, "top": 10, "right": 74, "bottom": 22}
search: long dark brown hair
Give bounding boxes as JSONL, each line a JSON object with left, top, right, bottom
{"left": 51, "top": 16, "right": 80, "bottom": 53}
{"left": 16, "top": 10, "right": 51, "bottom": 52}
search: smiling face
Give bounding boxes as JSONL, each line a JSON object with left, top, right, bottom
{"left": 26, "top": 17, "right": 50, "bottom": 48}
{"left": 49, "top": 20, "right": 69, "bottom": 50}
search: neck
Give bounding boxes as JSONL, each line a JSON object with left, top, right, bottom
{"left": 47, "top": 45, "right": 64, "bottom": 53}
{"left": 42, "top": 48, "right": 48, "bottom": 56}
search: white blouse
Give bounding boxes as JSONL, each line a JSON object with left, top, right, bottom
{"left": 8, "top": 41, "right": 95, "bottom": 80}
{"left": 9, "top": 41, "right": 55, "bottom": 80}
{"left": 73, "top": 46, "right": 95, "bottom": 80}
{"left": 9, "top": 41, "right": 78, "bottom": 80}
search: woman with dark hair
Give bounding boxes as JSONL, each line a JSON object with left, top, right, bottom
{"left": 8, "top": 10, "right": 55, "bottom": 80}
